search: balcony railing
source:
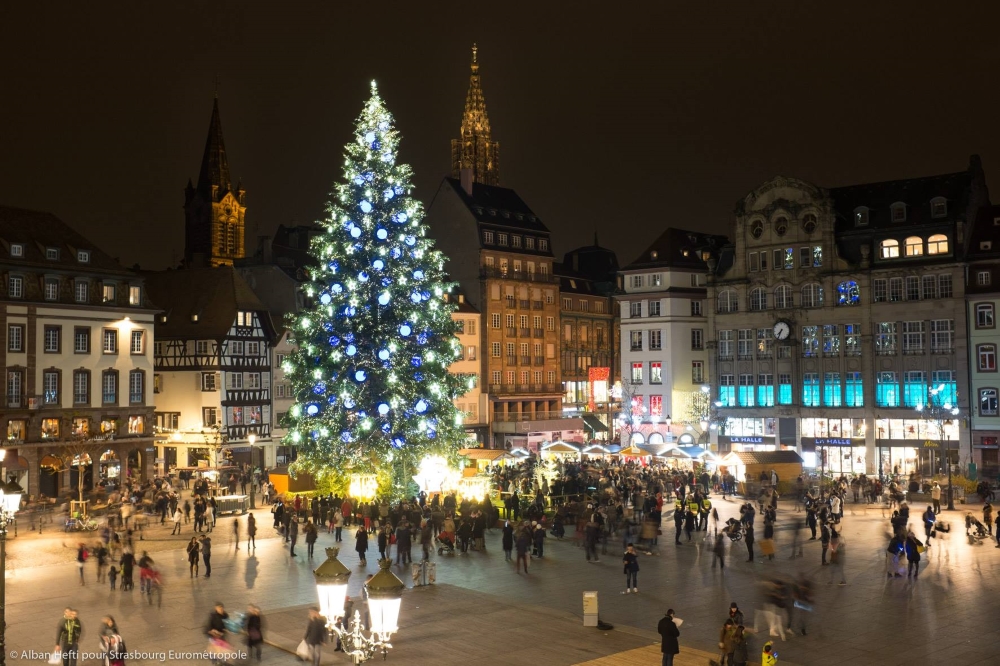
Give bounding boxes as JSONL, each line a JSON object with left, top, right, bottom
{"left": 534, "top": 356, "right": 545, "bottom": 365}
{"left": 533, "top": 328, "right": 544, "bottom": 338}
{"left": 931, "top": 347, "right": 954, "bottom": 355}
{"left": 480, "top": 268, "right": 558, "bottom": 284}
{"left": 505, "top": 355, "right": 517, "bottom": 365}
{"left": 519, "top": 328, "right": 531, "bottom": 337}
{"left": 506, "top": 328, "right": 517, "bottom": 337}
{"left": 519, "top": 300, "right": 530, "bottom": 309}
{"left": 504, "top": 299, "right": 516, "bottom": 309}
{"left": 520, "top": 356, "right": 531, "bottom": 365}
{"left": 489, "top": 383, "right": 561, "bottom": 395}
{"left": 532, "top": 301, "right": 543, "bottom": 310}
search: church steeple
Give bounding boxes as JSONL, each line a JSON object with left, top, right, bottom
{"left": 184, "top": 96, "right": 246, "bottom": 268}
{"left": 451, "top": 44, "right": 501, "bottom": 187}
{"left": 196, "top": 97, "right": 232, "bottom": 201}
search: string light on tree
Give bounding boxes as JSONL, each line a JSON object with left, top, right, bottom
{"left": 283, "top": 82, "right": 468, "bottom": 495}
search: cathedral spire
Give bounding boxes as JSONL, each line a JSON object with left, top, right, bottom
{"left": 196, "top": 97, "right": 232, "bottom": 202}
{"left": 451, "top": 44, "right": 501, "bottom": 187}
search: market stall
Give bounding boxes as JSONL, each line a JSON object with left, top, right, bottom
{"left": 540, "top": 441, "right": 582, "bottom": 461}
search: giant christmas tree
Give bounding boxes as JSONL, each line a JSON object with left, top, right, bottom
{"left": 283, "top": 83, "right": 469, "bottom": 496}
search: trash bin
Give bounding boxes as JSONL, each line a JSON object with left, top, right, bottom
{"left": 583, "top": 591, "right": 598, "bottom": 627}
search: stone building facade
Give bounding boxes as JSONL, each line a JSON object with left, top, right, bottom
{"left": 707, "top": 158, "right": 987, "bottom": 478}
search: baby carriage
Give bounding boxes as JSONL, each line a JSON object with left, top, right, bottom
{"left": 965, "top": 513, "right": 989, "bottom": 545}
{"left": 436, "top": 531, "right": 456, "bottom": 556}
{"left": 723, "top": 518, "right": 743, "bottom": 542}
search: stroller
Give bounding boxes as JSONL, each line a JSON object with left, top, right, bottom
{"left": 722, "top": 518, "right": 744, "bottom": 542}
{"left": 436, "top": 531, "right": 456, "bottom": 556}
{"left": 965, "top": 513, "right": 989, "bottom": 545}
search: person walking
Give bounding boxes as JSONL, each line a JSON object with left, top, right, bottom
{"left": 55, "top": 607, "right": 83, "bottom": 666}
{"left": 98, "top": 616, "right": 123, "bottom": 666}
{"left": 289, "top": 518, "right": 299, "bottom": 557}
{"left": 931, "top": 482, "right": 942, "bottom": 514}
{"left": 75, "top": 543, "right": 88, "bottom": 585}
{"left": 730, "top": 625, "right": 749, "bottom": 666}
{"left": 515, "top": 527, "right": 530, "bottom": 574}
{"left": 714, "top": 618, "right": 735, "bottom": 666}
{"left": 247, "top": 513, "right": 256, "bottom": 551}
{"left": 245, "top": 605, "right": 264, "bottom": 662}
{"left": 200, "top": 534, "right": 213, "bottom": 578}
{"left": 904, "top": 530, "right": 923, "bottom": 578}
{"left": 713, "top": 533, "right": 726, "bottom": 570}
{"left": 744, "top": 524, "right": 755, "bottom": 562}
{"left": 502, "top": 521, "right": 514, "bottom": 561}
{"left": 622, "top": 543, "right": 639, "bottom": 593}
{"left": 108, "top": 564, "right": 118, "bottom": 591}
{"left": 658, "top": 609, "right": 680, "bottom": 666}
{"left": 983, "top": 501, "right": 993, "bottom": 536}
{"left": 355, "top": 525, "right": 369, "bottom": 565}
{"left": 303, "top": 608, "right": 327, "bottom": 666}
{"left": 673, "top": 505, "right": 684, "bottom": 545}
{"left": 233, "top": 517, "right": 241, "bottom": 552}
{"left": 820, "top": 521, "right": 831, "bottom": 565}
{"left": 205, "top": 502, "right": 215, "bottom": 533}
{"left": 805, "top": 505, "right": 817, "bottom": 540}
{"left": 171, "top": 507, "right": 183, "bottom": 535}
{"left": 306, "top": 520, "right": 319, "bottom": 559}
{"left": 94, "top": 542, "right": 108, "bottom": 584}
{"left": 186, "top": 537, "right": 200, "bottom": 577}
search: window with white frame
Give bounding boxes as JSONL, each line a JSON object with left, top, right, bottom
{"left": 691, "top": 328, "right": 703, "bottom": 350}
{"left": 880, "top": 239, "right": 900, "bottom": 259}
{"left": 44, "top": 278, "right": 59, "bottom": 301}
{"left": 905, "top": 236, "right": 923, "bottom": 256}
{"left": 737, "top": 329, "right": 753, "bottom": 359}
{"left": 692, "top": 361, "right": 704, "bottom": 384}
{"left": 902, "top": 321, "right": 925, "bottom": 354}
{"left": 930, "top": 319, "right": 953, "bottom": 353}
{"left": 630, "top": 302, "right": 641, "bottom": 317}
{"left": 980, "top": 388, "right": 998, "bottom": 416}
{"left": 491, "top": 342, "right": 501, "bottom": 357}
{"left": 691, "top": 300, "right": 702, "bottom": 316}
{"left": 891, "top": 203, "right": 906, "bottom": 222}
{"left": 801, "top": 283, "right": 823, "bottom": 308}
{"left": 75, "top": 280, "right": 88, "bottom": 303}
{"left": 202, "top": 372, "right": 217, "bottom": 391}
{"left": 630, "top": 275, "right": 642, "bottom": 288}
{"left": 718, "top": 290, "right": 738, "bottom": 313}
{"left": 977, "top": 303, "right": 995, "bottom": 328}
{"left": 718, "top": 330, "right": 733, "bottom": 359}
{"left": 749, "top": 288, "right": 767, "bottom": 311}
{"left": 227, "top": 372, "right": 244, "bottom": 390}
{"left": 648, "top": 301, "right": 660, "bottom": 316}
{"left": 631, "top": 362, "right": 643, "bottom": 384}
{"left": 927, "top": 234, "right": 949, "bottom": 255}
{"left": 649, "top": 329, "right": 662, "bottom": 350}
{"left": 103, "top": 329, "right": 118, "bottom": 354}
{"left": 979, "top": 344, "right": 997, "bottom": 372}
{"left": 978, "top": 271, "right": 991, "bottom": 286}
{"left": 8, "top": 275, "right": 23, "bottom": 299}
{"left": 630, "top": 331, "right": 642, "bottom": 351}
{"left": 130, "top": 330, "right": 144, "bottom": 354}
{"left": 939, "top": 274, "right": 953, "bottom": 297}
{"left": 774, "top": 285, "right": 792, "bottom": 309}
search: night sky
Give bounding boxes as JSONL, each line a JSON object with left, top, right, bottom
{"left": 3, "top": 2, "right": 999, "bottom": 271}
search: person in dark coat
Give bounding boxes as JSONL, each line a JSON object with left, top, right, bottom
{"left": 502, "top": 521, "right": 514, "bottom": 561}
{"left": 200, "top": 534, "right": 213, "bottom": 577}
{"left": 744, "top": 524, "right": 755, "bottom": 562}
{"left": 904, "top": 530, "right": 923, "bottom": 578}
{"left": 377, "top": 525, "right": 389, "bottom": 560}
{"left": 303, "top": 608, "right": 327, "bottom": 666}
{"left": 288, "top": 519, "right": 299, "bottom": 557}
{"left": 56, "top": 607, "right": 83, "bottom": 666}
{"left": 515, "top": 528, "right": 530, "bottom": 574}
{"left": 658, "top": 609, "right": 680, "bottom": 666}
{"left": 305, "top": 520, "right": 318, "bottom": 559}
{"left": 247, "top": 513, "right": 257, "bottom": 551}
{"left": 396, "top": 520, "right": 413, "bottom": 564}
{"left": 355, "top": 526, "right": 368, "bottom": 565}
{"left": 245, "top": 605, "right": 264, "bottom": 662}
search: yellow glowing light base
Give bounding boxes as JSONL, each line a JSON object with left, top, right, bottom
{"left": 412, "top": 455, "right": 460, "bottom": 495}
{"left": 349, "top": 473, "right": 378, "bottom": 501}
{"left": 457, "top": 475, "right": 490, "bottom": 501}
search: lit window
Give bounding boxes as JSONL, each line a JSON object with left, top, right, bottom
{"left": 979, "top": 344, "right": 997, "bottom": 372}
{"left": 837, "top": 281, "right": 860, "bottom": 306}
{"left": 980, "top": 388, "right": 998, "bottom": 416}
{"left": 650, "top": 362, "right": 662, "bottom": 384}
{"left": 102, "top": 284, "right": 116, "bottom": 303}
{"left": 905, "top": 236, "right": 923, "bottom": 256}
{"left": 927, "top": 234, "right": 949, "bottom": 255}
{"left": 9, "top": 244, "right": 23, "bottom": 257}
{"left": 129, "top": 286, "right": 141, "bottom": 306}
{"left": 880, "top": 239, "right": 900, "bottom": 258}
{"left": 483, "top": 231, "right": 494, "bottom": 244}
{"left": 631, "top": 362, "right": 643, "bottom": 384}
{"left": 877, "top": 372, "right": 899, "bottom": 407}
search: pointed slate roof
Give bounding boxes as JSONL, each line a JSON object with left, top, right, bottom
{"left": 196, "top": 98, "right": 232, "bottom": 201}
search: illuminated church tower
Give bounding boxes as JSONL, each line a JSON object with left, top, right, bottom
{"left": 450, "top": 44, "right": 501, "bottom": 186}
{"left": 184, "top": 97, "right": 247, "bottom": 267}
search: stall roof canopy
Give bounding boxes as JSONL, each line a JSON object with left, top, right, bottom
{"left": 542, "top": 441, "right": 581, "bottom": 453}
{"left": 581, "top": 414, "right": 608, "bottom": 433}
{"left": 619, "top": 445, "right": 649, "bottom": 456}
{"left": 725, "top": 451, "right": 804, "bottom": 465}
{"left": 459, "top": 448, "right": 509, "bottom": 461}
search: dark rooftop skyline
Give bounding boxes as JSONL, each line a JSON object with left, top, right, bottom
{"left": 2, "top": 1, "right": 999, "bottom": 270}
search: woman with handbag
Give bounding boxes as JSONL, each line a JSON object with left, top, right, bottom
{"left": 904, "top": 530, "right": 924, "bottom": 578}
{"left": 245, "top": 605, "right": 264, "bottom": 662}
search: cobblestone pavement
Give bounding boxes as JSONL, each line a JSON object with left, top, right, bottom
{"left": 4, "top": 495, "right": 998, "bottom": 665}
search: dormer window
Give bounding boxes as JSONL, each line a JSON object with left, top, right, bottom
{"left": 774, "top": 217, "right": 788, "bottom": 236}
{"left": 880, "top": 239, "right": 900, "bottom": 259}
{"left": 927, "top": 234, "right": 949, "bottom": 255}
{"left": 854, "top": 207, "right": 869, "bottom": 226}
{"left": 749, "top": 220, "right": 764, "bottom": 239}
{"left": 525, "top": 237, "right": 535, "bottom": 250}
{"left": 489, "top": 209, "right": 498, "bottom": 216}
{"left": 539, "top": 239, "right": 548, "bottom": 251}
{"left": 981, "top": 241, "right": 993, "bottom": 251}
{"left": 77, "top": 250, "right": 90, "bottom": 263}
{"left": 9, "top": 244, "right": 23, "bottom": 258}
{"left": 483, "top": 230, "right": 494, "bottom": 244}
{"left": 802, "top": 214, "right": 817, "bottom": 234}
{"left": 931, "top": 198, "right": 948, "bottom": 219}
{"left": 502, "top": 211, "right": 510, "bottom": 219}
{"left": 498, "top": 233, "right": 508, "bottom": 246}
{"left": 891, "top": 203, "right": 907, "bottom": 222}
{"left": 512, "top": 236, "right": 522, "bottom": 248}
{"left": 45, "top": 247, "right": 60, "bottom": 261}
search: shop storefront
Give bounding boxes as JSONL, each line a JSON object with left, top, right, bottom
{"left": 99, "top": 449, "right": 121, "bottom": 489}
{"left": 719, "top": 417, "right": 777, "bottom": 453}
{"left": 973, "top": 435, "right": 999, "bottom": 480}
{"left": 801, "top": 418, "right": 867, "bottom": 475}
{"left": 875, "top": 418, "right": 959, "bottom": 479}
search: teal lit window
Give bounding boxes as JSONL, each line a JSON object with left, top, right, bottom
{"left": 802, "top": 373, "right": 820, "bottom": 407}
{"left": 719, "top": 375, "right": 735, "bottom": 407}
{"left": 845, "top": 372, "right": 864, "bottom": 407}
{"left": 931, "top": 370, "right": 957, "bottom": 405}
{"left": 757, "top": 374, "right": 774, "bottom": 407}
{"left": 903, "top": 371, "right": 926, "bottom": 408}
{"left": 877, "top": 372, "right": 899, "bottom": 407}
{"left": 738, "top": 374, "right": 755, "bottom": 407}
{"left": 823, "top": 372, "right": 842, "bottom": 407}
{"left": 778, "top": 373, "right": 792, "bottom": 405}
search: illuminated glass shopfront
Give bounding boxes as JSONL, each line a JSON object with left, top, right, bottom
{"left": 801, "top": 418, "right": 867, "bottom": 474}
{"left": 875, "top": 418, "right": 959, "bottom": 478}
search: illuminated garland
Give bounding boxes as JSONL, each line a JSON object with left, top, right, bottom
{"left": 284, "top": 82, "right": 470, "bottom": 486}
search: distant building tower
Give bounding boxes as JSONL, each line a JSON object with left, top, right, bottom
{"left": 184, "top": 97, "right": 247, "bottom": 267}
{"left": 451, "top": 44, "right": 501, "bottom": 187}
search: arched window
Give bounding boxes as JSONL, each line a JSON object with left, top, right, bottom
{"left": 927, "top": 234, "right": 949, "bottom": 255}
{"left": 718, "top": 290, "right": 739, "bottom": 313}
{"left": 801, "top": 283, "right": 824, "bottom": 308}
{"left": 774, "top": 217, "right": 788, "bottom": 236}
{"left": 880, "top": 239, "right": 900, "bottom": 259}
{"left": 774, "top": 285, "right": 792, "bottom": 309}
{"left": 802, "top": 213, "right": 817, "bottom": 234}
{"left": 749, "top": 288, "right": 767, "bottom": 311}
{"left": 905, "top": 236, "right": 923, "bottom": 256}
{"left": 750, "top": 220, "right": 764, "bottom": 239}
{"left": 630, "top": 432, "right": 645, "bottom": 445}
{"left": 837, "top": 280, "right": 860, "bottom": 306}
{"left": 648, "top": 432, "right": 664, "bottom": 445}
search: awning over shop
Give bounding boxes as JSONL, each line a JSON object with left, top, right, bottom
{"left": 581, "top": 414, "right": 608, "bottom": 433}
{"left": 619, "top": 445, "right": 649, "bottom": 457}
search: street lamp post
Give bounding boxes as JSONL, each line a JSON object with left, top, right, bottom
{"left": 248, "top": 433, "right": 257, "bottom": 509}
{"left": 0, "top": 449, "right": 25, "bottom": 666}
{"left": 917, "top": 385, "right": 961, "bottom": 511}
{"left": 314, "top": 548, "right": 405, "bottom": 663}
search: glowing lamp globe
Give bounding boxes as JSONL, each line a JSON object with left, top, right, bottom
{"left": 0, "top": 479, "right": 23, "bottom": 515}
{"left": 314, "top": 547, "right": 352, "bottom": 624}
{"left": 365, "top": 560, "right": 405, "bottom": 638}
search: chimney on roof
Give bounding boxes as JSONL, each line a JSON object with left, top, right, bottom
{"left": 259, "top": 235, "right": 272, "bottom": 264}
{"left": 460, "top": 168, "right": 474, "bottom": 196}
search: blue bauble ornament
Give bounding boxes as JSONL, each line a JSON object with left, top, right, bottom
{"left": 399, "top": 323, "right": 412, "bottom": 336}
{"left": 341, "top": 431, "right": 352, "bottom": 442}
{"left": 322, "top": 322, "right": 333, "bottom": 332}
{"left": 320, "top": 293, "right": 332, "bottom": 305}
{"left": 327, "top": 395, "right": 338, "bottom": 406}
{"left": 405, "top": 235, "right": 416, "bottom": 246}
{"left": 310, "top": 430, "right": 319, "bottom": 440}
{"left": 421, "top": 291, "right": 430, "bottom": 301}
{"left": 354, "top": 176, "right": 364, "bottom": 186}
{"left": 328, "top": 335, "right": 340, "bottom": 346}
{"left": 381, "top": 277, "right": 392, "bottom": 287}
{"left": 344, "top": 333, "right": 355, "bottom": 342}
{"left": 363, "top": 171, "right": 373, "bottom": 182}
{"left": 332, "top": 283, "right": 343, "bottom": 294}
{"left": 384, "top": 188, "right": 395, "bottom": 200}
{"left": 378, "top": 120, "right": 389, "bottom": 131}
{"left": 378, "top": 292, "right": 390, "bottom": 306}
{"left": 312, "top": 382, "right": 326, "bottom": 395}
{"left": 373, "top": 259, "right": 385, "bottom": 270}
{"left": 394, "top": 186, "right": 403, "bottom": 195}
{"left": 398, "top": 212, "right": 409, "bottom": 223}
{"left": 415, "top": 399, "right": 428, "bottom": 414}
{"left": 343, "top": 396, "right": 355, "bottom": 409}
{"left": 376, "top": 228, "right": 388, "bottom": 240}
{"left": 391, "top": 247, "right": 402, "bottom": 259}
{"left": 391, "top": 435, "right": 405, "bottom": 448}
{"left": 417, "top": 332, "right": 429, "bottom": 345}
{"left": 413, "top": 270, "right": 424, "bottom": 280}
{"left": 350, "top": 226, "right": 362, "bottom": 239}
{"left": 427, "top": 429, "right": 437, "bottom": 440}
{"left": 410, "top": 355, "right": 421, "bottom": 367}
{"left": 381, "top": 152, "right": 392, "bottom": 163}
{"left": 345, "top": 344, "right": 357, "bottom": 356}
{"left": 364, "top": 131, "right": 376, "bottom": 144}
{"left": 377, "top": 403, "right": 390, "bottom": 416}
{"left": 359, "top": 271, "right": 370, "bottom": 283}
{"left": 354, "top": 369, "right": 367, "bottom": 382}
{"left": 328, "top": 261, "right": 339, "bottom": 273}
{"left": 378, "top": 349, "right": 390, "bottom": 361}
{"left": 360, "top": 201, "right": 373, "bottom": 214}
{"left": 381, "top": 422, "right": 392, "bottom": 433}
{"left": 414, "top": 372, "right": 424, "bottom": 381}
{"left": 410, "top": 291, "right": 421, "bottom": 304}
{"left": 306, "top": 404, "right": 319, "bottom": 416}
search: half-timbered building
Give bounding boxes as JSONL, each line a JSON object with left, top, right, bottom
{"left": 143, "top": 267, "right": 276, "bottom": 473}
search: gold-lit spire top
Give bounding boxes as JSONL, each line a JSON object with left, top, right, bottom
{"left": 451, "top": 43, "right": 500, "bottom": 186}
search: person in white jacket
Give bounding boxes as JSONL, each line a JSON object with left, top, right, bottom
{"left": 205, "top": 504, "right": 215, "bottom": 533}
{"left": 171, "top": 508, "right": 183, "bottom": 535}
{"left": 830, "top": 495, "right": 842, "bottom": 524}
